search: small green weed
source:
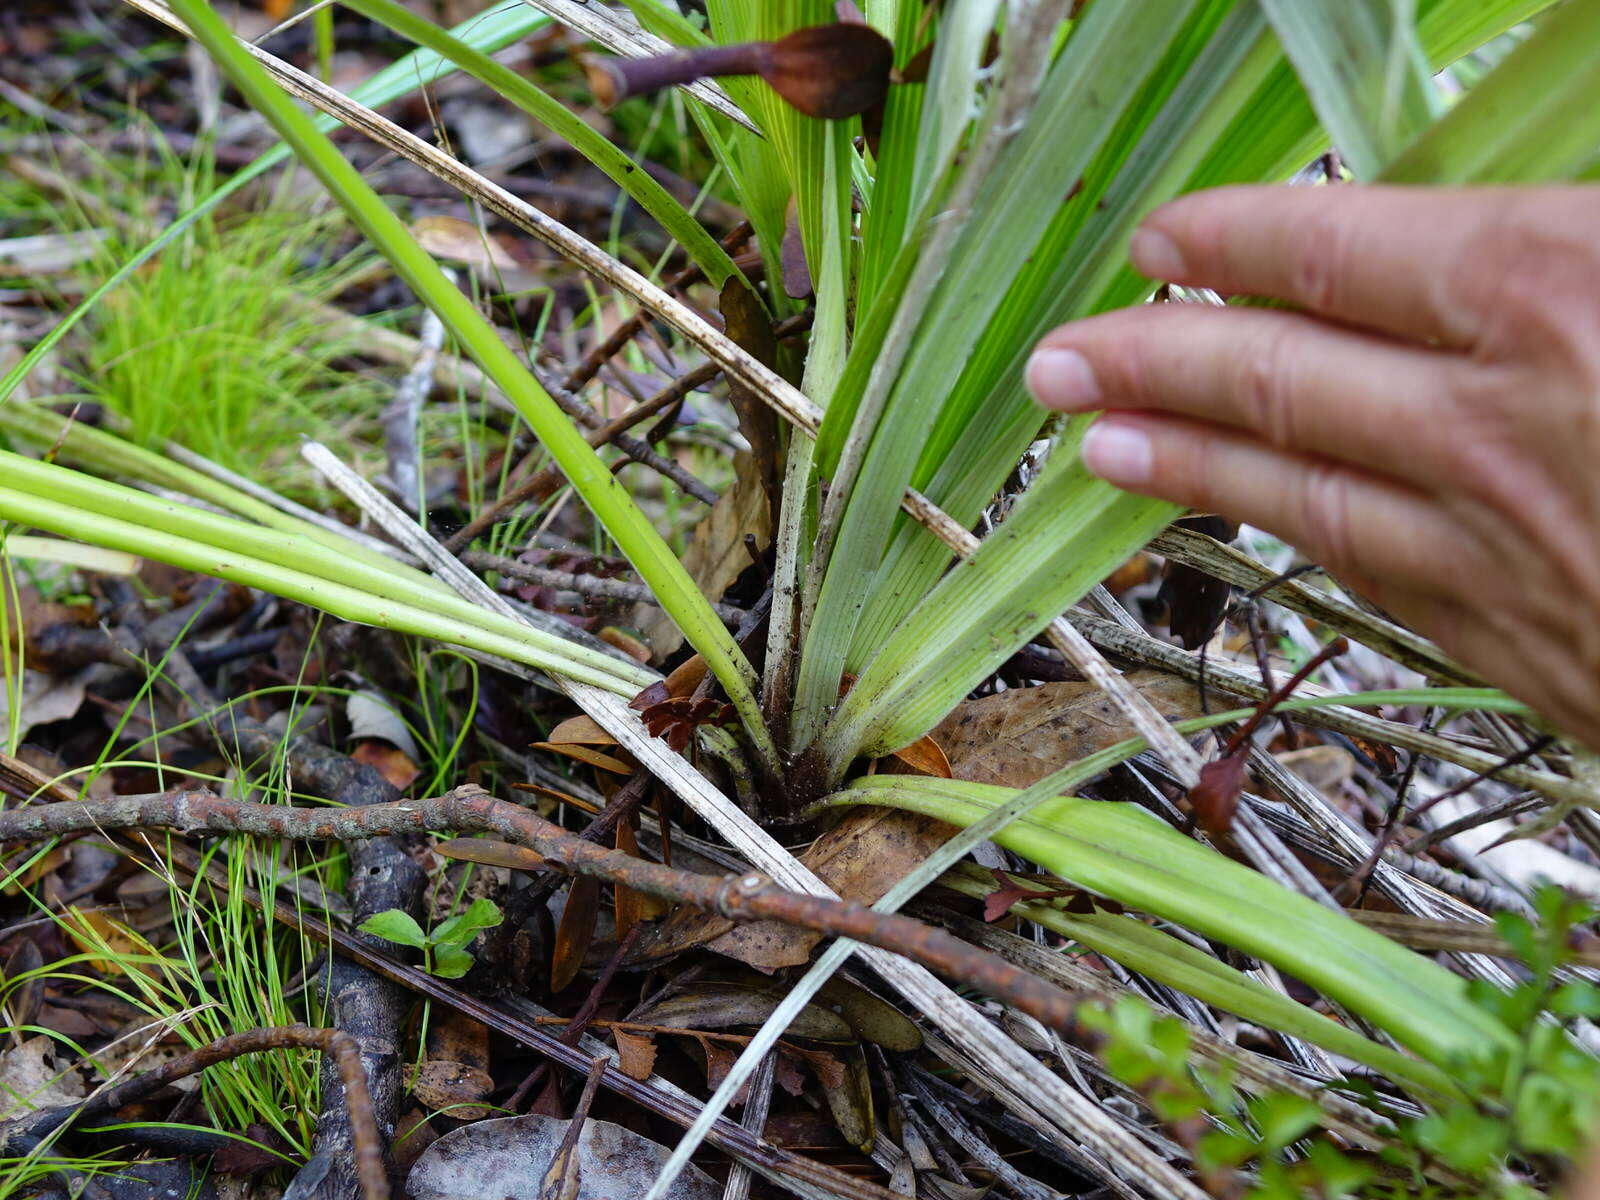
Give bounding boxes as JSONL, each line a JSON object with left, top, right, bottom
{"left": 360, "top": 896, "right": 503, "bottom": 978}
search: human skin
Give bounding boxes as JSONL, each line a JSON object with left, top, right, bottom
{"left": 1025, "top": 184, "right": 1600, "bottom": 752}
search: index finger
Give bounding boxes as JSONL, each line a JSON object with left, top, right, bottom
{"left": 1132, "top": 184, "right": 1516, "bottom": 348}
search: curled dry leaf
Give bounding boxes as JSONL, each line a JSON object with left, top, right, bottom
{"left": 637, "top": 695, "right": 737, "bottom": 753}
{"left": 408, "top": 1115, "right": 722, "bottom": 1200}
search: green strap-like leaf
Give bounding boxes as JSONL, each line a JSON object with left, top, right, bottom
{"left": 1257, "top": 0, "right": 1441, "bottom": 179}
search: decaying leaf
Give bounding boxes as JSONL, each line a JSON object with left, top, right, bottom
{"left": 696, "top": 807, "right": 957, "bottom": 972}
{"left": 0, "top": 1034, "right": 85, "bottom": 1121}
{"left": 636, "top": 695, "right": 737, "bottom": 752}
{"left": 889, "top": 734, "right": 952, "bottom": 778}
{"left": 931, "top": 672, "right": 1204, "bottom": 788}
{"left": 409, "top": 1059, "right": 497, "bottom": 1121}
{"left": 532, "top": 742, "right": 634, "bottom": 776}
{"left": 613, "top": 1028, "right": 658, "bottom": 1081}
{"left": 1189, "top": 751, "right": 1248, "bottom": 837}
{"left": 408, "top": 1115, "right": 721, "bottom": 1200}
{"left": 1158, "top": 514, "right": 1239, "bottom": 650}
{"left": 551, "top": 876, "right": 602, "bottom": 993}
{"left": 634, "top": 981, "right": 854, "bottom": 1042}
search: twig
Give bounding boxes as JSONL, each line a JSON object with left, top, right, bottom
{"left": 0, "top": 785, "right": 1123, "bottom": 1048}
{"left": 0, "top": 1026, "right": 387, "bottom": 1200}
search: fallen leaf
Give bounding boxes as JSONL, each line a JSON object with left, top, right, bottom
{"left": 931, "top": 672, "right": 1204, "bottom": 788}
{"left": 350, "top": 741, "right": 421, "bottom": 791}
{"left": 613, "top": 1029, "right": 658, "bottom": 1081}
{"left": 409, "top": 1059, "right": 498, "bottom": 1121}
{"left": 0, "top": 1034, "right": 85, "bottom": 1121}
{"left": 531, "top": 742, "right": 634, "bottom": 775}
{"left": 633, "top": 453, "right": 771, "bottom": 657}
{"left": 408, "top": 1115, "right": 721, "bottom": 1200}
{"left": 544, "top": 715, "right": 619, "bottom": 746}
{"left": 889, "top": 734, "right": 952, "bottom": 778}
{"left": 552, "top": 876, "right": 601, "bottom": 992}
{"left": 346, "top": 689, "right": 421, "bottom": 759}
{"left": 1189, "top": 751, "right": 1247, "bottom": 837}
{"left": 698, "top": 808, "right": 957, "bottom": 972}
{"left": 438, "top": 838, "right": 549, "bottom": 873}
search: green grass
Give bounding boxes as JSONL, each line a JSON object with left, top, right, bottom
{"left": 2, "top": 126, "right": 383, "bottom": 492}
{"left": 74, "top": 199, "right": 379, "bottom": 490}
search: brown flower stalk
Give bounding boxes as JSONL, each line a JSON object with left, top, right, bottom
{"left": 588, "top": 24, "right": 893, "bottom": 120}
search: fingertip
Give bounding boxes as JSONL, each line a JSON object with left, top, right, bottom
{"left": 1128, "top": 226, "right": 1186, "bottom": 282}
{"left": 1026, "top": 346, "right": 1102, "bottom": 412}
{"left": 1081, "top": 418, "right": 1154, "bottom": 488}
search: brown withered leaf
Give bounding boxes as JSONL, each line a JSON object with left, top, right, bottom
{"left": 720, "top": 277, "right": 783, "bottom": 525}
{"left": 638, "top": 696, "right": 737, "bottom": 752}
{"left": 544, "top": 715, "right": 618, "bottom": 745}
{"left": 931, "top": 672, "right": 1204, "bottom": 788}
{"left": 818, "top": 1040, "right": 874, "bottom": 1152}
{"left": 1189, "top": 751, "right": 1247, "bottom": 837}
{"left": 700, "top": 807, "right": 956, "bottom": 972}
{"left": 552, "top": 876, "right": 601, "bottom": 992}
{"left": 599, "top": 628, "right": 653, "bottom": 664}
{"left": 635, "top": 982, "right": 853, "bottom": 1041}
{"left": 351, "top": 740, "right": 421, "bottom": 791}
{"left": 532, "top": 742, "right": 634, "bottom": 776}
{"left": 614, "top": 822, "right": 666, "bottom": 935}
{"left": 889, "top": 734, "right": 952, "bottom": 778}
{"left": 429, "top": 1011, "right": 491, "bottom": 1073}
{"left": 613, "top": 1029, "right": 658, "bottom": 1082}
{"left": 630, "top": 654, "right": 708, "bottom": 712}
{"left": 409, "top": 1059, "right": 498, "bottom": 1121}
{"left": 438, "top": 838, "right": 549, "bottom": 873}
{"left": 982, "top": 870, "right": 1125, "bottom": 924}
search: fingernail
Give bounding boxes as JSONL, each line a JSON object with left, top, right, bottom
{"left": 1082, "top": 420, "right": 1153, "bottom": 487}
{"left": 1026, "top": 347, "right": 1101, "bottom": 411}
{"left": 1129, "top": 227, "right": 1185, "bottom": 281}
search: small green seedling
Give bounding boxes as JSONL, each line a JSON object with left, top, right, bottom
{"left": 359, "top": 897, "right": 503, "bottom": 979}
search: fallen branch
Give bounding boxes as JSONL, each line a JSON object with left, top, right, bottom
{"left": 0, "top": 785, "right": 1112, "bottom": 1047}
{"left": 0, "top": 1025, "right": 387, "bottom": 1200}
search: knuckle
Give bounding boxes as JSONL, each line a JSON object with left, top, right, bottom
{"left": 1296, "top": 463, "right": 1359, "bottom": 574}
{"left": 1235, "top": 323, "right": 1299, "bottom": 449}
{"left": 1286, "top": 210, "right": 1349, "bottom": 312}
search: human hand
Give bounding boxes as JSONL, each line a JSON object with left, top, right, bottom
{"left": 1026, "top": 184, "right": 1600, "bottom": 750}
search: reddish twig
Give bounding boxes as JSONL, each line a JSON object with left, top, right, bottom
{"left": 0, "top": 1026, "right": 387, "bottom": 1200}
{"left": 0, "top": 786, "right": 1103, "bottom": 1048}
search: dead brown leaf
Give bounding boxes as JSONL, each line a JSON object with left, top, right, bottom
{"left": 552, "top": 876, "right": 601, "bottom": 992}
{"left": 613, "top": 1028, "right": 658, "bottom": 1081}
{"left": 931, "top": 671, "right": 1204, "bottom": 787}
